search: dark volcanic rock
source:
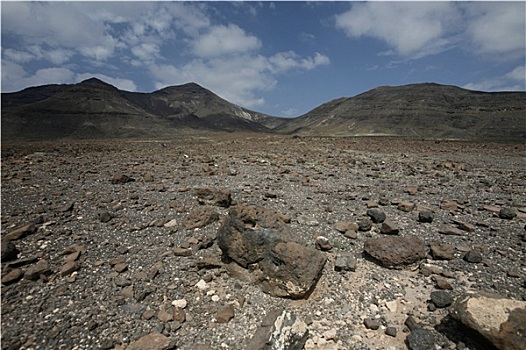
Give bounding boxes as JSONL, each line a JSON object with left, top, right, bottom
{"left": 366, "top": 208, "right": 386, "bottom": 223}
{"left": 450, "top": 291, "right": 526, "bottom": 350}
{"left": 1, "top": 238, "right": 19, "bottom": 261}
{"left": 430, "top": 290, "right": 453, "bottom": 308}
{"left": 464, "top": 250, "right": 483, "bottom": 263}
{"left": 218, "top": 204, "right": 326, "bottom": 298}
{"left": 364, "top": 235, "right": 426, "bottom": 269}
{"left": 406, "top": 328, "right": 435, "bottom": 350}
{"left": 499, "top": 207, "right": 517, "bottom": 220}
{"left": 418, "top": 211, "right": 434, "bottom": 223}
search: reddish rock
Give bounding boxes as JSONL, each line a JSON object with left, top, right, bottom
{"left": 182, "top": 206, "right": 219, "bottom": 230}
{"left": 364, "top": 235, "right": 426, "bottom": 269}
{"left": 126, "top": 332, "right": 173, "bottom": 350}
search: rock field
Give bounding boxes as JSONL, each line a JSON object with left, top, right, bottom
{"left": 2, "top": 133, "right": 525, "bottom": 350}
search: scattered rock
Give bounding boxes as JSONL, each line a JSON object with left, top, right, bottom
{"left": 246, "top": 309, "right": 308, "bottom": 350}
{"left": 1, "top": 268, "right": 24, "bottom": 284}
{"left": 397, "top": 201, "right": 415, "bottom": 212}
{"left": 98, "top": 210, "right": 113, "bottom": 223}
{"left": 499, "top": 207, "right": 517, "bottom": 220}
{"left": 406, "top": 328, "right": 435, "bottom": 350}
{"left": 297, "top": 215, "right": 319, "bottom": 226}
{"left": 4, "top": 222, "right": 37, "bottom": 241}
{"left": 438, "top": 225, "right": 464, "bottom": 236}
{"left": 59, "top": 261, "right": 79, "bottom": 277}
{"left": 429, "top": 241, "right": 455, "bottom": 260}
{"left": 385, "top": 326, "right": 397, "bottom": 337}
{"left": 218, "top": 204, "right": 326, "bottom": 298}
{"left": 24, "top": 259, "right": 51, "bottom": 280}
{"left": 450, "top": 291, "right": 526, "bottom": 350}
{"left": 463, "top": 250, "right": 483, "bottom": 263}
{"left": 366, "top": 208, "right": 386, "bottom": 223}
{"left": 315, "top": 236, "right": 332, "bottom": 251}
{"left": 364, "top": 318, "right": 380, "bottom": 330}
{"left": 215, "top": 304, "right": 235, "bottom": 323}
{"left": 380, "top": 219, "right": 400, "bottom": 235}
{"left": 334, "top": 253, "right": 357, "bottom": 272}
{"left": 358, "top": 217, "right": 373, "bottom": 231}
{"left": 195, "top": 188, "right": 232, "bottom": 207}
{"left": 182, "top": 206, "right": 219, "bottom": 230}
{"left": 418, "top": 211, "right": 434, "bottom": 223}
{"left": 430, "top": 290, "right": 453, "bottom": 308}
{"left": 333, "top": 221, "right": 357, "bottom": 233}
{"left": 110, "top": 172, "right": 134, "bottom": 184}
{"left": 1, "top": 238, "right": 19, "bottom": 261}
{"left": 126, "top": 331, "right": 174, "bottom": 350}
{"left": 364, "top": 235, "right": 426, "bottom": 269}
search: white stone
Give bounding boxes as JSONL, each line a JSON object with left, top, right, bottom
{"left": 385, "top": 300, "right": 398, "bottom": 313}
{"left": 211, "top": 295, "right": 220, "bottom": 302}
{"left": 195, "top": 279, "right": 208, "bottom": 291}
{"left": 163, "top": 219, "right": 177, "bottom": 228}
{"left": 171, "top": 299, "right": 187, "bottom": 309}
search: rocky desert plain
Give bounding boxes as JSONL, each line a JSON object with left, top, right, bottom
{"left": 1, "top": 132, "right": 525, "bottom": 350}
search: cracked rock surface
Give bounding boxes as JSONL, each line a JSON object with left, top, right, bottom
{"left": 2, "top": 133, "right": 525, "bottom": 350}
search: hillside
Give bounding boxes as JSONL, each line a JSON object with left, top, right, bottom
{"left": 2, "top": 80, "right": 525, "bottom": 141}
{"left": 1, "top": 78, "right": 284, "bottom": 141}
{"left": 276, "top": 83, "right": 526, "bottom": 141}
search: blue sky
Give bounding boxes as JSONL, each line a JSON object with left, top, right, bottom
{"left": 2, "top": 1, "right": 525, "bottom": 117}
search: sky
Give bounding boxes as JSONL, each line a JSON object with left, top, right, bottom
{"left": 1, "top": 1, "right": 525, "bottom": 118}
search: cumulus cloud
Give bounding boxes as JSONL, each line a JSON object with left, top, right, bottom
{"left": 334, "top": 2, "right": 525, "bottom": 61}
{"left": 1, "top": 60, "right": 75, "bottom": 91}
{"left": 192, "top": 24, "right": 262, "bottom": 58}
{"left": 463, "top": 2, "right": 525, "bottom": 58}
{"left": 463, "top": 65, "right": 526, "bottom": 92}
{"left": 1, "top": 1, "right": 331, "bottom": 109}
{"left": 335, "top": 2, "right": 460, "bottom": 58}
{"left": 150, "top": 50, "right": 329, "bottom": 108}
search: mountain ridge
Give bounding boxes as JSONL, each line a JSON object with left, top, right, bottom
{"left": 2, "top": 78, "right": 525, "bottom": 141}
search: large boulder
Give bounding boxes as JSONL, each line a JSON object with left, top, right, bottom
{"left": 450, "top": 291, "right": 526, "bottom": 350}
{"left": 363, "top": 235, "right": 426, "bottom": 269}
{"left": 218, "top": 204, "right": 326, "bottom": 299}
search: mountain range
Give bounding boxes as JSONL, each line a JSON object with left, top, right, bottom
{"left": 2, "top": 78, "right": 525, "bottom": 141}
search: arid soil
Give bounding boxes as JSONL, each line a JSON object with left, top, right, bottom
{"left": 2, "top": 133, "right": 525, "bottom": 350}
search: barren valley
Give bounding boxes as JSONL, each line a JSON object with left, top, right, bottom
{"left": 2, "top": 133, "right": 525, "bottom": 350}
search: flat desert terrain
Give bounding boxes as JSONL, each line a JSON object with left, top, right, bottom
{"left": 2, "top": 133, "right": 525, "bottom": 350}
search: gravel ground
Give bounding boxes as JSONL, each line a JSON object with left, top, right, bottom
{"left": 2, "top": 133, "right": 525, "bottom": 350}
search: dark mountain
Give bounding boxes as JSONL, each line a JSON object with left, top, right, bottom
{"left": 2, "top": 80, "right": 525, "bottom": 141}
{"left": 1, "top": 78, "right": 284, "bottom": 140}
{"left": 276, "top": 83, "right": 526, "bottom": 141}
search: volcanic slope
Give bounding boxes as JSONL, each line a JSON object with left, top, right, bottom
{"left": 1, "top": 78, "right": 284, "bottom": 141}
{"left": 276, "top": 83, "right": 526, "bottom": 141}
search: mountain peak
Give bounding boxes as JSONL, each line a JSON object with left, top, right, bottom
{"left": 77, "top": 77, "right": 117, "bottom": 90}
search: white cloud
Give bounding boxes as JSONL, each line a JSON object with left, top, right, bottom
{"left": 1, "top": 60, "right": 76, "bottom": 91}
{"left": 463, "top": 65, "right": 526, "bottom": 92}
{"left": 192, "top": 24, "right": 262, "bottom": 58}
{"left": 335, "top": 2, "right": 525, "bottom": 61}
{"left": 150, "top": 50, "right": 329, "bottom": 109}
{"left": 464, "top": 2, "right": 525, "bottom": 58}
{"left": 269, "top": 51, "right": 330, "bottom": 73}
{"left": 335, "top": 2, "right": 460, "bottom": 58}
